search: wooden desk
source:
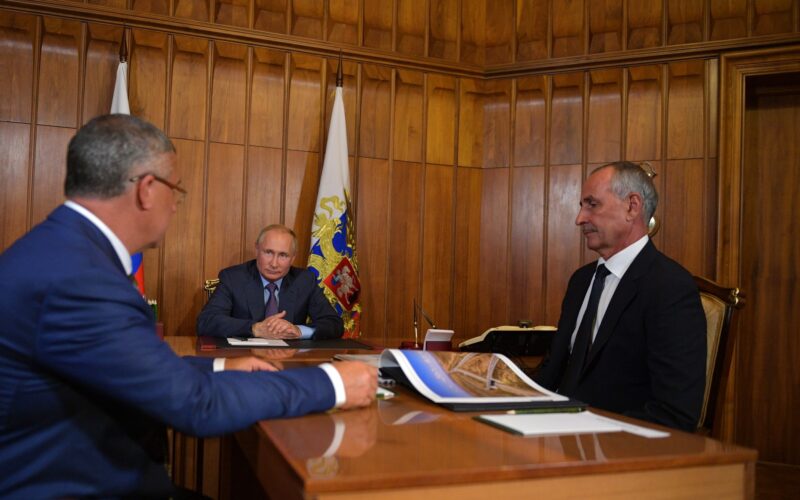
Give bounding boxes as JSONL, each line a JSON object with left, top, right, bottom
{"left": 165, "top": 337, "right": 757, "bottom": 499}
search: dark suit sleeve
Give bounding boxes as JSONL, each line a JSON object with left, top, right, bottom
{"left": 629, "top": 270, "right": 706, "bottom": 431}
{"left": 196, "top": 270, "right": 257, "bottom": 337}
{"left": 306, "top": 279, "right": 344, "bottom": 340}
{"left": 38, "top": 269, "right": 336, "bottom": 437}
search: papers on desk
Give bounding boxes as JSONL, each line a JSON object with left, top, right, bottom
{"left": 475, "top": 411, "right": 670, "bottom": 439}
{"left": 227, "top": 338, "right": 289, "bottom": 347}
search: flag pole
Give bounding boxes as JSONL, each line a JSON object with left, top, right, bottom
{"left": 119, "top": 27, "right": 128, "bottom": 63}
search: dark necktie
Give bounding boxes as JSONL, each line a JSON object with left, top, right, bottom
{"left": 265, "top": 282, "right": 279, "bottom": 318}
{"left": 559, "top": 264, "right": 611, "bottom": 396}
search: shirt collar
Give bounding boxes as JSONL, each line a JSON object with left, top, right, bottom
{"left": 598, "top": 235, "right": 649, "bottom": 279}
{"left": 64, "top": 200, "right": 133, "bottom": 275}
{"left": 259, "top": 274, "right": 284, "bottom": 290}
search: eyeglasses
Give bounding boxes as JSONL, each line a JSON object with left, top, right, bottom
{"left": 129, "top": 173, "right": 187, "bottom": 204}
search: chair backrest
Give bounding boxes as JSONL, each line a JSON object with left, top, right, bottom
{"left": 693, "top": 275, "right": 745, "bottom": 436}
{"left": 203, "top": 278, "right": 219, "bottom": 301}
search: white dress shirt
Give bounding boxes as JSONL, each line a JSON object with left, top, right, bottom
{"left": 569, "top": 235, "right": 649, "bottom": 350}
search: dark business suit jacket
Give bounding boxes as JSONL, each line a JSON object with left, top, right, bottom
{"left": 0, "top": 206, "right": 336, "bottom": 498}
{"left": 535, "top": 240, "right": 706, "bottom": 431}
{"left": 196, "top": 260, "right": 344, "bottom": 339}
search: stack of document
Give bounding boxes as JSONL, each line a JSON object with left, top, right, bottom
{"left": 475, "top": 411, "right": 669, "bottom": 438}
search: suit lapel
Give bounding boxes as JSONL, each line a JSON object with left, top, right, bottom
{"left": 279, "top": 269, "right": 298, "bottom": 322}
{"left": 583, "top": 241, "right": 657, "bottom": 371}
{"left": 246, "top": 261, "right": 267, "bottom": 320}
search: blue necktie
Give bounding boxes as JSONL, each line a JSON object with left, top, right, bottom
{"left": 559, "top": 264, "right": 611, "bottom": 396}
{"left": 265, "top": 282, "right": 278, "bottom": 318}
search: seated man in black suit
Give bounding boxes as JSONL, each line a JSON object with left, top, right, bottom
{"left": 197, "top": 224, "right": 344, "bottom": 339}
{"left": 534, "top": 161, "right": 706, "bottom": 432}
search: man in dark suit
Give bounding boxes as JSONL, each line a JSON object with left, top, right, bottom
{"left": 196, "top": 224, "right": 344, "bottom": 340}
{"left": 0, "top": 114, "right": 376, "bottom": 498}
{"left": 535, "top": 161, "right": 706, "bottom": 432}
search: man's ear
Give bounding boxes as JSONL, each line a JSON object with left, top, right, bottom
{"left": 135, "top": 174, "right": 156, "bottom": 210}
{"left": 627, "top": 192, "right": 644, "bottom": 219}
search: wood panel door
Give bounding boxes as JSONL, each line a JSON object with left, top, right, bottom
{"left": 719, "top": 47, "right": 800, "bottom": 486}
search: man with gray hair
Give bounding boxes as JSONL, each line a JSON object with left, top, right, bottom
{"left": 0, "top": 114, "right": 376, "bottom": 497}
{"left": 535, "top": 161, "right": 706, "bottom": 431}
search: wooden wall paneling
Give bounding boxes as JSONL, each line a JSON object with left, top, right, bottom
{"left": 291, "top": 0, "right": 323, "bottom": 39}
{"left": 169, "top": 36, "right": 208, "bottom": 140}
{"left": 324, "top": 59, "right": 358, "bottom": 155}
{"left": 284, "top": 149, "right": 320, "bottom": 263}
{"left": 37, "top": 17, "right": 81, "bottom": 128}
{"left": 514, "top": 75, "right": 546, "bottom": 166}
{"left": 359, "top": 64, "right": 391, "bottom": 159}
{"left": 625, "top": 65, "right": 662, "bottom": 161}
{"left": 460, "top": 0, "right": 484, "bottom": 65}
{"left": 363, "top": 0, "right": 393, "bottom": 51}
{"left": 87, "top": 0, "right": 127, "bottom": 8}
{"left": 162, "top": 139, "right": 205, "bottom": 336}
{"left": 0, "top": 122, "right": 31, "bottom": 248}
{"left": 544, "top": 164, "right": 582, "bottom": 324}
{"left": 627, "top": 0, "right": 663, "bottom": 49}
{"left": 483, "top": 0, "right": 513, "bottom": 65}
{"left": 385, "top": 160, "right": 423, "bottom": 339}
{"left": 249, "top": 48, "right": 285, "bottom": 148}
{"left": 210, "top": 41, "right": 247, "bottom": 144}
{"left": 83, "top": 23, "right": 121, "bottom": 72}
{"left": 131, "top": 0, "right": 171, "bottom": 16}
{"left": 667, "top": 0, "right": 705, "bottom": 45}
{"left": 421, "top": 163, "right": 454, "bottom": 332}
{"left": 667, "top": 60, "right": 705, "bottom": 159}
{"left": 452, "top": 167, "right": 482, "bottom": 340}
{"left": 751, "top": 0, "right": 796, "bottom": 35}
{"left": 551, "top": 0, "right": 584, "bottom": 57}
{"left": 509, "top": 166, "right": 545, "bottom": 325}
{"left": 478, "top": 167, "right": 509, "bottom": 333}
{"left": 204, "top": 143, "right": 245, "bottom": 278}
{"left": 254, "top": 0, "right": 288, "bottom": 33}
{"left": 429, "top": 0, "right": 458, "bottom": 60}
{"left": 425, "top": 74, "right": 456, "bottom": 165}
{"left": 328, "top": 0, "right": 359, "bottom": 44}
{"left": 31, "top": 127, "right": 72, "bottom": 226}
{"left": 174, "top": 0, "right": 211, "bottom": 22}
{"left": 458, "top": 78, "right": 511, "bottom": 168}
{"left": 214, "top": 0, "right": 250, "bottom": 28}
{"left": 396, "top": 0, "right": 425, "bottom": 57}
{"left": 129, "top": 29, "right": 168, "bottom": 128}
{"left": 707, "top": 58, "right": 719, "bottom": 159}
{"left": 710, "top": 0, "right": 748, "bottom": 40}
{"left": 515, "top": 0, "right": 549, "bottom": 62}
{"left": 661, "top": 159, "right": 707, "bottom": 275}
{"left": 244, "top": 146, "right": 282, "bottom": 250}
{"left": 287, "top": 53, "right": 322, "bottom": 152}
{"left": 393, "top": 69, "right": 423, "bottom": 162}
{"left": 550, "top": 72, "right": 583, "bottom": 166}
{"left": 356, "top": 157, "right": 390, "bottom": 341}
{"left": 588, "top": 0, "right": 622, "bottom": 53}
{"left": 587, "top": 68, "right": 622, "bottom": 164}
{"left": 0, "top": 12, "right": 36, "bottom": 123}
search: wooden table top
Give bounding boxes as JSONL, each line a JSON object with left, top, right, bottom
{"left": 164, "top": 336, "right": 757, "bottom": 496}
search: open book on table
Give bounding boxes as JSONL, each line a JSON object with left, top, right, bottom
{"left": 378, "top": 349, "right": 585, "bottom": 412}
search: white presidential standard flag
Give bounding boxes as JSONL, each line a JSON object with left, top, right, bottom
{"left": 308, "top": 85, "right": 361, "bottom": 337}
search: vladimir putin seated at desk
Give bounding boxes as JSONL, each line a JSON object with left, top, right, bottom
{"left": 197, "top": 224, "right": 344, "bottom": 340}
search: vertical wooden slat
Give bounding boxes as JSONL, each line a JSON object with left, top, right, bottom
{"left": 162, "top": 139, "right": 206, "bottom": 336}
{"left": 249, "top": 48, "right": 285, "bottom": 149}
{"left": 587, "top": 68, "right": 622, "bottom": 164}
{"left": 210, "top": 41, "right": 247, "bottom": 144}
{"left": 626, "top": 65, "right": 663, "bottom": 162}
{"left": 396, "top": 0, "right": 425, "bottom": 56}
{"left": 393, "top": 70, "right": 423, "bottom": 163}
{"left": 421, "top": 163, "right": 454, "bottom": 332}
{"left": 31, "top": 126, "right": 73, "bottom": 226}
{"left": 130, "top": 30, "right": 169, "bottom": 128}
{"left": 452, "top": 167, "right": 482, "bottom": 338}
{"left": 359, "top": 64, "right": 391, "bottom": 159}
{"left": 287, "top": 53, "right": 322, "bottom": 153}
{"left": 667, "top": 60, "right": 705, "bottom": 159}
{"left": 429, "top": 0, "right": 458, "bottom": 60}
{"left": 0, "top": 12, "right": 36, "bottom": 123}
{"left": 0, "top": 122, "right": 31, "bottom": 247}
{"left": 328, "top": 0, "right": 359, "bottom": 44}
{"left": 509, "top": 166, "right": 546, "bottom": 325}
{"left": 244, "top": 146, "right": 282, "bottom": 247}
{"left": 37, "top": 18, "right": 81, "bottom": 128}
{"left": 588, "top": 0, "right": 622, "bottom": 53}
{"left": 205, "top": 143, "right": 245, "bottom": 278}
{"left": 425, "top": 74, "right": 456, "bottom": 165}
{"left": 550, "top": 73, "right": 583, "bottom": 165}
{"left": 169, "top": 36, "right": 208, "bottom": 141}
{"left": 477, "top": 167, "right": 509, "bottom": 333}
{"left": 552, "top": 0, "right": 584, "bottom": 57}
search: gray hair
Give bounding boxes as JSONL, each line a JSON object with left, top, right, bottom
{"left": 256, "top": 224, "right": 297, "bottom": 255}
{"left": 65, "top": 114, "right": 175, "bottom": 199}
{"left": 593, "top": 161, "right": 658, "bottom": 222}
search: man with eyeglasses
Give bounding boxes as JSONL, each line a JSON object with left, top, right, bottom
{"left": 0, "top": 114, "right": 375, "bottom": 497}
{"left": 197, "top": 224, "right": 344, "bottom": 340}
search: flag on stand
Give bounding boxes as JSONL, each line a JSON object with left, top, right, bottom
{"left": 308, "top": 67, "right": 361, "bottom": 338}
{"left": 111, "top": 35, "right": 145, "bottom": 296}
